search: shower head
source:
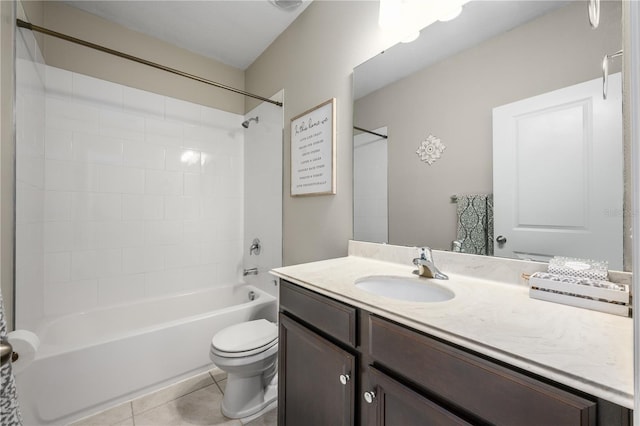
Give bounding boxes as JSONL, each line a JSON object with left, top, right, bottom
{"left": 242, "top": 116, "right": 259, "bottom": 129}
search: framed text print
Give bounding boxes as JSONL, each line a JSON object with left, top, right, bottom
{"left": 290, "top": 98, "right": 336, "bottom": 196}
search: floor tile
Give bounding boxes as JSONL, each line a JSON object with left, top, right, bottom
{"left": 134, "top": 384, "right": 241, "bottom": 426}
{"left": 209, "top": 367, "right": 227, "bottom": 383}
{"left": 215, "top": 379, "right": 227, "bottom": 394}
{"left": 111, "top": 418, "right": 134, "bottom": 426}
{"left": 132, "top": 371, "right": 215, "bottom": 415}
{"left": 244, "top": 407, "right": 277, "bottom": 426}
{"left": 69, "top": 402, "right": 132, "bottom": 426}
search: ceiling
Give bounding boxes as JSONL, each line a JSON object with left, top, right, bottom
{"left": 63, "top": 0, "right": 313, "bottom": 70}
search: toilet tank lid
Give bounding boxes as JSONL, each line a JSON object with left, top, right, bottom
{"left": 211, "top": 319, "right": 278, "bottom": 353}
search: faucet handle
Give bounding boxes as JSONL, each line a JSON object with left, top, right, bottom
{"left": 419, "top": 247, "right": 433, "bottom": 261}
{"left": 249, "top": 238, "right": 261, "bottom": 255}
{"left": 413, "top": 247, "right": 431, "bottom": 265}
{"left": 413, "top": 247, "right": 432, "bottom": 265}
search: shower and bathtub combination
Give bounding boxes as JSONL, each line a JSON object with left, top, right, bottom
{"left": 13, "top": 16, "right": 283, "bottom": 425}
{"left": 17, "top": 285, "right": 276, "bottom": 425}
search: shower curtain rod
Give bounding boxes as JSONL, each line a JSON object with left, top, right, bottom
{"left": 353, "top": 126, "right": 388, "bottom": 139}
{"left": 16, "top": 19, "right": 283, "bottom": 107}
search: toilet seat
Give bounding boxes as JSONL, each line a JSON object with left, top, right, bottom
{"left": 211, "top": 319, "right": 278, "bottom": 358}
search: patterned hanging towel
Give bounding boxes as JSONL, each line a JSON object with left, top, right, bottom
{"left": 1, "top": 290, "right": 22, "bottom": 426}
{"left": 456, "top": 194, "right": 494, "bottom": 256}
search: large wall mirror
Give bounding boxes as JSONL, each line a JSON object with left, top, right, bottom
{"left": 353, "top": 0, "right": 628, "bottom": 270}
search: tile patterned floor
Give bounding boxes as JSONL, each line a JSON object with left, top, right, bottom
{"left": 69, "top": 369, "right": 277, "bottom": 426}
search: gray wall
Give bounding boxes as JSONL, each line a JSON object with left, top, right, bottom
{"left": 245, "top": 1, "right": 390, "bottom": 265}
{"left": 354, "top": 2, "right": 622, "bottom": 253}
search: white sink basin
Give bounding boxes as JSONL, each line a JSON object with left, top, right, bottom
{"left": 355, "top": 276, "right": 454, "bottom": 303}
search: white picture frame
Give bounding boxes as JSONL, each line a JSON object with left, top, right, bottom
{"left": 290, "top": 98, "right": 336, "bottom": 196}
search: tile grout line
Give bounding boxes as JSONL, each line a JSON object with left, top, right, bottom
{"left": 129, "top": 372, "right": 217, "bottom": 418}
{"left": 133, "top": 382, "right": 220, "bottom": 417}
{"left": 129, "top": 402, "right": 136, "bottom": 426}
{"left": 209, "top": 370, "right": 225, "bottom": 395}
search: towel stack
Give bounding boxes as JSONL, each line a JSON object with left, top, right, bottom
{"left": 528, "top": 257, "right": 630, "bottom": 317}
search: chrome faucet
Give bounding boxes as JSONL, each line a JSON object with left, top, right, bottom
{"left": 243, "top": 267, "right": 259, "bottom": 276}
{"left": 412, "top": 247, "right": 448, "bottom": 280}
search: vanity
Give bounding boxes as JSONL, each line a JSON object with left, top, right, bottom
{"left": 271, "top": 242, "right": 633, "bottom": 425}
{"left": 277, "top": 1, "right": 634, "bottom": 424}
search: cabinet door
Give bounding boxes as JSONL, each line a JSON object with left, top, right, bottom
{"left": 364, "top": 367, "right": 471, "bottom": 426}
{"left": 278, "top": 314, "right": 356, "bottom": 426}
{"left": 369, "top": 315, "right": 597, "bottom": 425}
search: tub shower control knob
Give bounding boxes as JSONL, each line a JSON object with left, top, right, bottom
{"left": 249, "top": 238, "right": 261, "bottom": 255}
{"left": 339, "top": 374, "right": 350, "bottom": 385}
{"left": 363, "top": 391, "right": 376, "bottom": 404}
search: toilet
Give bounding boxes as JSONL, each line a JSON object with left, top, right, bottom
{"left": 210, "top": 319, "right": 278, "bottom": 419}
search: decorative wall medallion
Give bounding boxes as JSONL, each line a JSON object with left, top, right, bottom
{"left": 416, "top": 134, "right": 446, "bottom": 165}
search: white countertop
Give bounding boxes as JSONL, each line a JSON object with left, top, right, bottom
{"left": 271, "top": 254, "right": 634, "bottom": 409}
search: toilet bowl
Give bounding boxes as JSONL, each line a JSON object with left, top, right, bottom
{"left": 210, "top": 319, "right": 278, "bottom": 419}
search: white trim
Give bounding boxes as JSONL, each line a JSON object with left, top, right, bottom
{"left": 631, "top": 1, "right": 640, "bottom": 423}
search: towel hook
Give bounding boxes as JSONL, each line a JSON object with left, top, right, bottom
{"left": 602, "top": 50, "right": 623, "bottom": 100}
{"left": 588, "top": 0, "right": 600, "bottom": 28}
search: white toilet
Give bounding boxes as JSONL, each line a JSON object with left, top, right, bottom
{"left": 209, "top": 319, "right": 278, "bottom": 419}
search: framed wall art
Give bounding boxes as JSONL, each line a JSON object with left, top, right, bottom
{"left": 290, "top": 98, "right": 336, "bottom": 196}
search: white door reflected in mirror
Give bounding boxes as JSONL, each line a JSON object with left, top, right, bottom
{"left": 493, "top": 73, "right": 623, "bottom": 269}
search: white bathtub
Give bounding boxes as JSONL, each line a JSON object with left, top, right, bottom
{"left": 15, "top": 284, "right": 277, "bottom": 426}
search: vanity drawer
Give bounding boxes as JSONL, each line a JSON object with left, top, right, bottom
{"left": 280, "top": 280, "right": 357, "bottom": 347}
{"left": 368, "top": 315, "right": 596, "bottom": 426}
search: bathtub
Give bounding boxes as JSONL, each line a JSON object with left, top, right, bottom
{"left": 15, "top": 284, "right": 277, "bottom": 426}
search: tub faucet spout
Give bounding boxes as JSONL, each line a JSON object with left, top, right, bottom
{"left": 243, "top": 267, "right": 259, "bottom": 276}
{"left": 412, "top": 247, "right": 448, "bottom": 280}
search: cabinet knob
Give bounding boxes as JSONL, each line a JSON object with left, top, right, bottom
{"left": 339, "top": 374, "right": 350, "bottom": 385}
{"left": 363, "top": 391, "right": 376, "bottom": 404}
{"left": 496, "top": 235, "right": 507, "bottom": 244}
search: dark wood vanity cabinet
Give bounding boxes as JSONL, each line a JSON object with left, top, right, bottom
{"left": 278, "top": 281, "right": 358, "bottom": 426}
{"left": 278, "top": 314, "right": 356, "bottom": 426}
{"left": 278, "top": 280, "right": 632, "bottom": 426}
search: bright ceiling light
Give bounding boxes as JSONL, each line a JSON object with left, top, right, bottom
{"left": 379, "top": 0, "right": 471, "bottom": 44}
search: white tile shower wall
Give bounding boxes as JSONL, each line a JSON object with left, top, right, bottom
{"left": 40, "top": 66, "right": 244, "bottom": 317}
{"left": 243, "top": 93, "right": 283, "bottom": 298}
{"left": 15, "top": 25, "right": 46, "bottom": 330}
